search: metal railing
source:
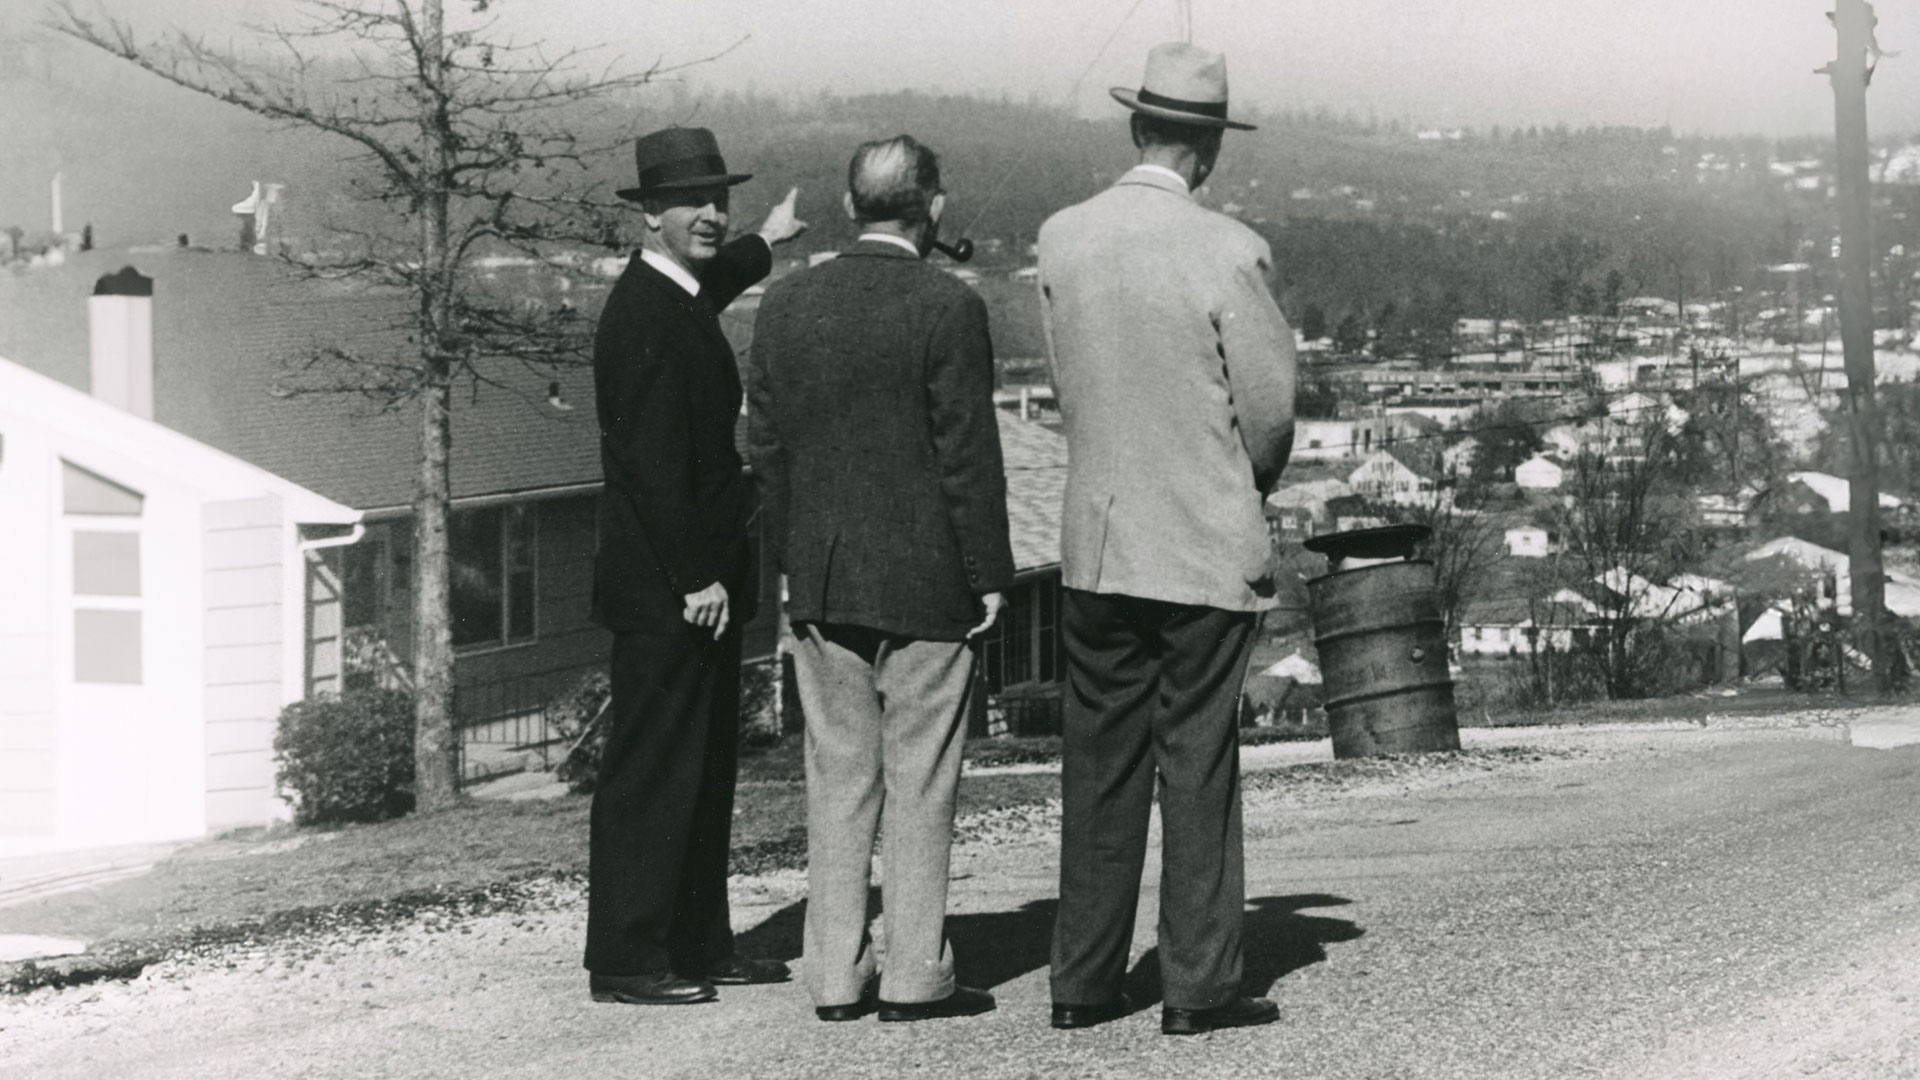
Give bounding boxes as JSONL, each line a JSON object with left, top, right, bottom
{"left": 453, "top": 661, "right": 602, "bottom": 787}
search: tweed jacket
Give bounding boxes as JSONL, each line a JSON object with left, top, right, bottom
{"left": 748, "top": 239, "right": 1015, "bottom": 641}
{"left": 1038, "top": 166, "right": 1296, "bottom": 612}
{"left": 589, "top": 235, "right": 771, "bottom": 634}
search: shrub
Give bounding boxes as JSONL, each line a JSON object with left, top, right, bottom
{"left": 739, "top": 658, "right": 782, "bottom": 748}
{"left": 273, "top": 688, "right": 415, "bottom": 825}
{"left": 549, "top": 670, "right": 613, "bottom": 795}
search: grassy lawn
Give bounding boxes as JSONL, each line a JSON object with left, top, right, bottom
{"left": 0, "top": 734, "right": 1057, "bottom": 958}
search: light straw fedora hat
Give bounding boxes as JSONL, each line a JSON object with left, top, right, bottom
{"left": 1110, "top": 41, "right": 1256, "bottom": 131}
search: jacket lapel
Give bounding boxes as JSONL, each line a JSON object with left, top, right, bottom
{"left": 632, "top": 254, "right": 732, "bottom": 352}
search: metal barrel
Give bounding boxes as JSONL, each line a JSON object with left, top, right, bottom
{"left": 1307, "top": 558, "right": 1461, "bottom": 759}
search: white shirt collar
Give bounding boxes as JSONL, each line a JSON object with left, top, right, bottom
{"left": 639, "top": 248, "right": 701, "bottom": 297}
{"left": 857, "top": 232, "right": 923, "bottom": 258}
{"left": 1129, "top": 163, "right": 1193, "bottom": 191}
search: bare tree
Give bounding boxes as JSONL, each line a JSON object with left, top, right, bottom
{"left": 1395, "top": 488, "right": 1504, "bottom": 651}
{"left": 1537, "top": 417, "right": 1707, "bottom": 698}
{"left": 49, "top": 0, "right": 699, "bottom": 811}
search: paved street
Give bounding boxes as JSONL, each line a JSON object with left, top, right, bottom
{"left": 4, "top": 727, "right": 1917, "bottom": 1079}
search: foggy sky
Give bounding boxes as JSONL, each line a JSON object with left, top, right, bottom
{"left": 21, "top": 0, "right": 1920, "bottom": 136}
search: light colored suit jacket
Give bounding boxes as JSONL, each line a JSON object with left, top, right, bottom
{"left": 1038, "top": 165, "right": 1296, "bottom": 612}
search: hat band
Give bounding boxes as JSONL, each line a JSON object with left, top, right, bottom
{"left": 1136, "top": 87, "right": 1228, "bottom": 120}
{"left": 639, "top": 154, "right": 732, "bottom": 191}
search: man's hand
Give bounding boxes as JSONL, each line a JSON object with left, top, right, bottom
{"left": 757, "top": 187, "right": 808, "bottom": 247}
{"left": 967, "top": 592, "right": 1006, "bottom": 639}
{"left": 683, "top": 581, "right": 731, "bottom": 641}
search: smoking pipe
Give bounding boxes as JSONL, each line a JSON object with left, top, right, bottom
{"left": 930, "top": 237, "right": 974, "bottom": 263}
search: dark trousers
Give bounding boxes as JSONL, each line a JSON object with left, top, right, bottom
{"left": 585, "top": 622, "right": 742, "bottom": 976}
{"left": 1049, "top": 589, "right": 1258, "bottom": 1011}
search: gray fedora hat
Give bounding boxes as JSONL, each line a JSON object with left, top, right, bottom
{"left": 1110, "top": 42, "right": 1257, "bottom": 131}
{"left": 616, "top": 126, "right": 754, "bottom": 202}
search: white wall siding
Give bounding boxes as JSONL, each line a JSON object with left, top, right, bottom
{"left": 202, "top": 496, "right": 291, "bottom": 832}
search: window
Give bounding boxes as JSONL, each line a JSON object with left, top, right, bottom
{"left": 342, "top": 533, "right": 385, "bottom": 631}
{"left": 451, "top": 503, "right": 537, "bottom": 650}
{"left": 64, "top": 460, "right": 143, "bottom": 685}
{"left": 63, "top": 461, "right": 144, "bottom": 515}
{"left": 980, "top": 578, "right": 1066, "bottom": 694}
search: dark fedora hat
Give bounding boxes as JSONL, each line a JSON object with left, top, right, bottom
{"left": 615, "top": 126, "right": 754, "bottom": 202}
{"left": 1110, "top": 42, "right": 1256, "bottom": 131}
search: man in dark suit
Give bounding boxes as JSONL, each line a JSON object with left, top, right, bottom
{"left": 748, "top": 134, "right": 1014, "bottom": 1023}
{"left": 585, "top": 126, "right": 806, "bottom": 1006}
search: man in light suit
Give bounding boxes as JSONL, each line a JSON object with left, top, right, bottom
{"left": 1036, "top": 42, "right": 1297, "bottom": 1036}
{"left": 750, "top": 135, "right": 1013, "bottom": 1023}
{"left": 585, "top": 126, "right": 805, "bottom": 1006}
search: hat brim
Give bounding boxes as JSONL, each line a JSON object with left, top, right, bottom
{"left": 1110, "top": 88, "right": 1256, "bottom": 131}
{"left": 616, "top": 172, "right": 755, "bottom": 202}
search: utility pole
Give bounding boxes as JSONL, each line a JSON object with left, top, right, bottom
{"left": 1822, "top": 0, "right": 1891, "bottom": 693}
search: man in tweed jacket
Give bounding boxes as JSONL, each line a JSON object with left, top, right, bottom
{"left": 749, "top": 135, "right": 1014, "bottom": 1023}
{"left": 1038, "top": 43, "right": 1297, "bottom": 1036}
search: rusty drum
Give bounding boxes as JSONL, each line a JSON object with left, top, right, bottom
{"left": 1303, "top": 526, "right": 1461, "bottom": 759}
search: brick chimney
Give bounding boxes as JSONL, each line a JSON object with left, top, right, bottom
{"left": 89, "top": 266, "right": 154, "bottom": 419}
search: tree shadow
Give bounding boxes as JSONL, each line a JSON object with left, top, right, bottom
{"left": 1123, "top": 893, "right": 1363, "bottom": 1009}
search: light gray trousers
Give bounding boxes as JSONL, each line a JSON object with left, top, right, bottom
{"left": 792, "top": 622, "right": 974, "bottom": 1006}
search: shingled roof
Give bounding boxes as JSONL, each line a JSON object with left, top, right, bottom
{"left": 1, "top": 246, "right": 623, "bottom": 511}
{"left": 997, "top": 413, "right": 1067, "bottom": 575}
{"left": 1, "top": 246, "right": 1069, "bottom": 572}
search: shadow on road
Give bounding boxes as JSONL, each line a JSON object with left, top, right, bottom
{"left": 1124, "top": 893, "right": 1364, "bottom": 1008}
{"left": 732, "top": 890, "right": 1361, "bottom": 1003}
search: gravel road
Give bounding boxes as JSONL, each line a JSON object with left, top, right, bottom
{"left": 3, "top": 725, "right": 1915, "bottom": 1080}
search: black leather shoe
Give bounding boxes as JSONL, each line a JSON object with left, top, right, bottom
{"left": 1161, "top": 996, "right": 1279, "bottom": 1036}
{"left": 815, "top": 999, "right": 877, "bottom": 1022}
{"left": 877, "top": 985, "right": 996, "bottom": 1022}
{"left": 704, "top": 955, "right": 792, "bottom": 985}
{"left": 589, "top": 970, "right": 717, "bottom": 1006}
{"left": 1051, "top": 994, "right": 1133, "bottom": 1029}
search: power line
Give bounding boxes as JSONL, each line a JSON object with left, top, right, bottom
{"left": 961, "top": 0, "right": 1153, "bottom": 239}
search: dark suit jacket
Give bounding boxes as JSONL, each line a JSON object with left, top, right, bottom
{"left": 748, "top": 238, "right": 1015, "bottom": 642}
{"left": 590, "top": 236, "right": 772, "bottom": 633}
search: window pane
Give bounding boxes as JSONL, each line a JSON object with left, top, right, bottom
{"left": 508, "top": 568, "right": 536, "bottom": 642}
{"left": 62, "top": 461, "right": 144, "bottom": 516}
{"left": 75, "top": 609, "right": 142, "bottom": 684}
{"left": 73, "top": 531, "right": 141, "bottom": 596}
{"left": 341, "top": 533, "right": 384, "bottom": 629}
{"left": 1037, "top": 580, "right": 1058, "bottom": 684}
{"left": 1004, "top": 585, "right": 1033, "bottom": 687}
{"left": 981, "top": 621, "right": 1004, "bottom": 693}
{"left": 505, "top": 505, "right": 538, "bottom": 642}
{"left": 450, "top": 507, "right": 504, "bottom": 648}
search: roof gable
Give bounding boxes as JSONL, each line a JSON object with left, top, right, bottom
{"left": 0, "top": 355, "right": 358, "bottom": 524}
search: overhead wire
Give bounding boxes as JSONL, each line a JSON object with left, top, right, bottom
{"left": 958, "top": 0, "right": 1154, "bottom": 240}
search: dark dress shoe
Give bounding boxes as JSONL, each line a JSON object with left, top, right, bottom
{"left": 1051, "top": 993, "right": 1133, "bottom": 1029}
{"left": 877, "top": 985, "right": 996, "bottom": 1022}
{"left": 589, "top": 970, "right": 717, "bottom": 1006}
{"left": 1161, "top": 995, "right": 1279, "bottom": 1036}
{"left": 704, "top": 955, "right": 791, "bottom": 985}
{"left": 815, "top": 999, "right": 877, "bottom": 1022}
